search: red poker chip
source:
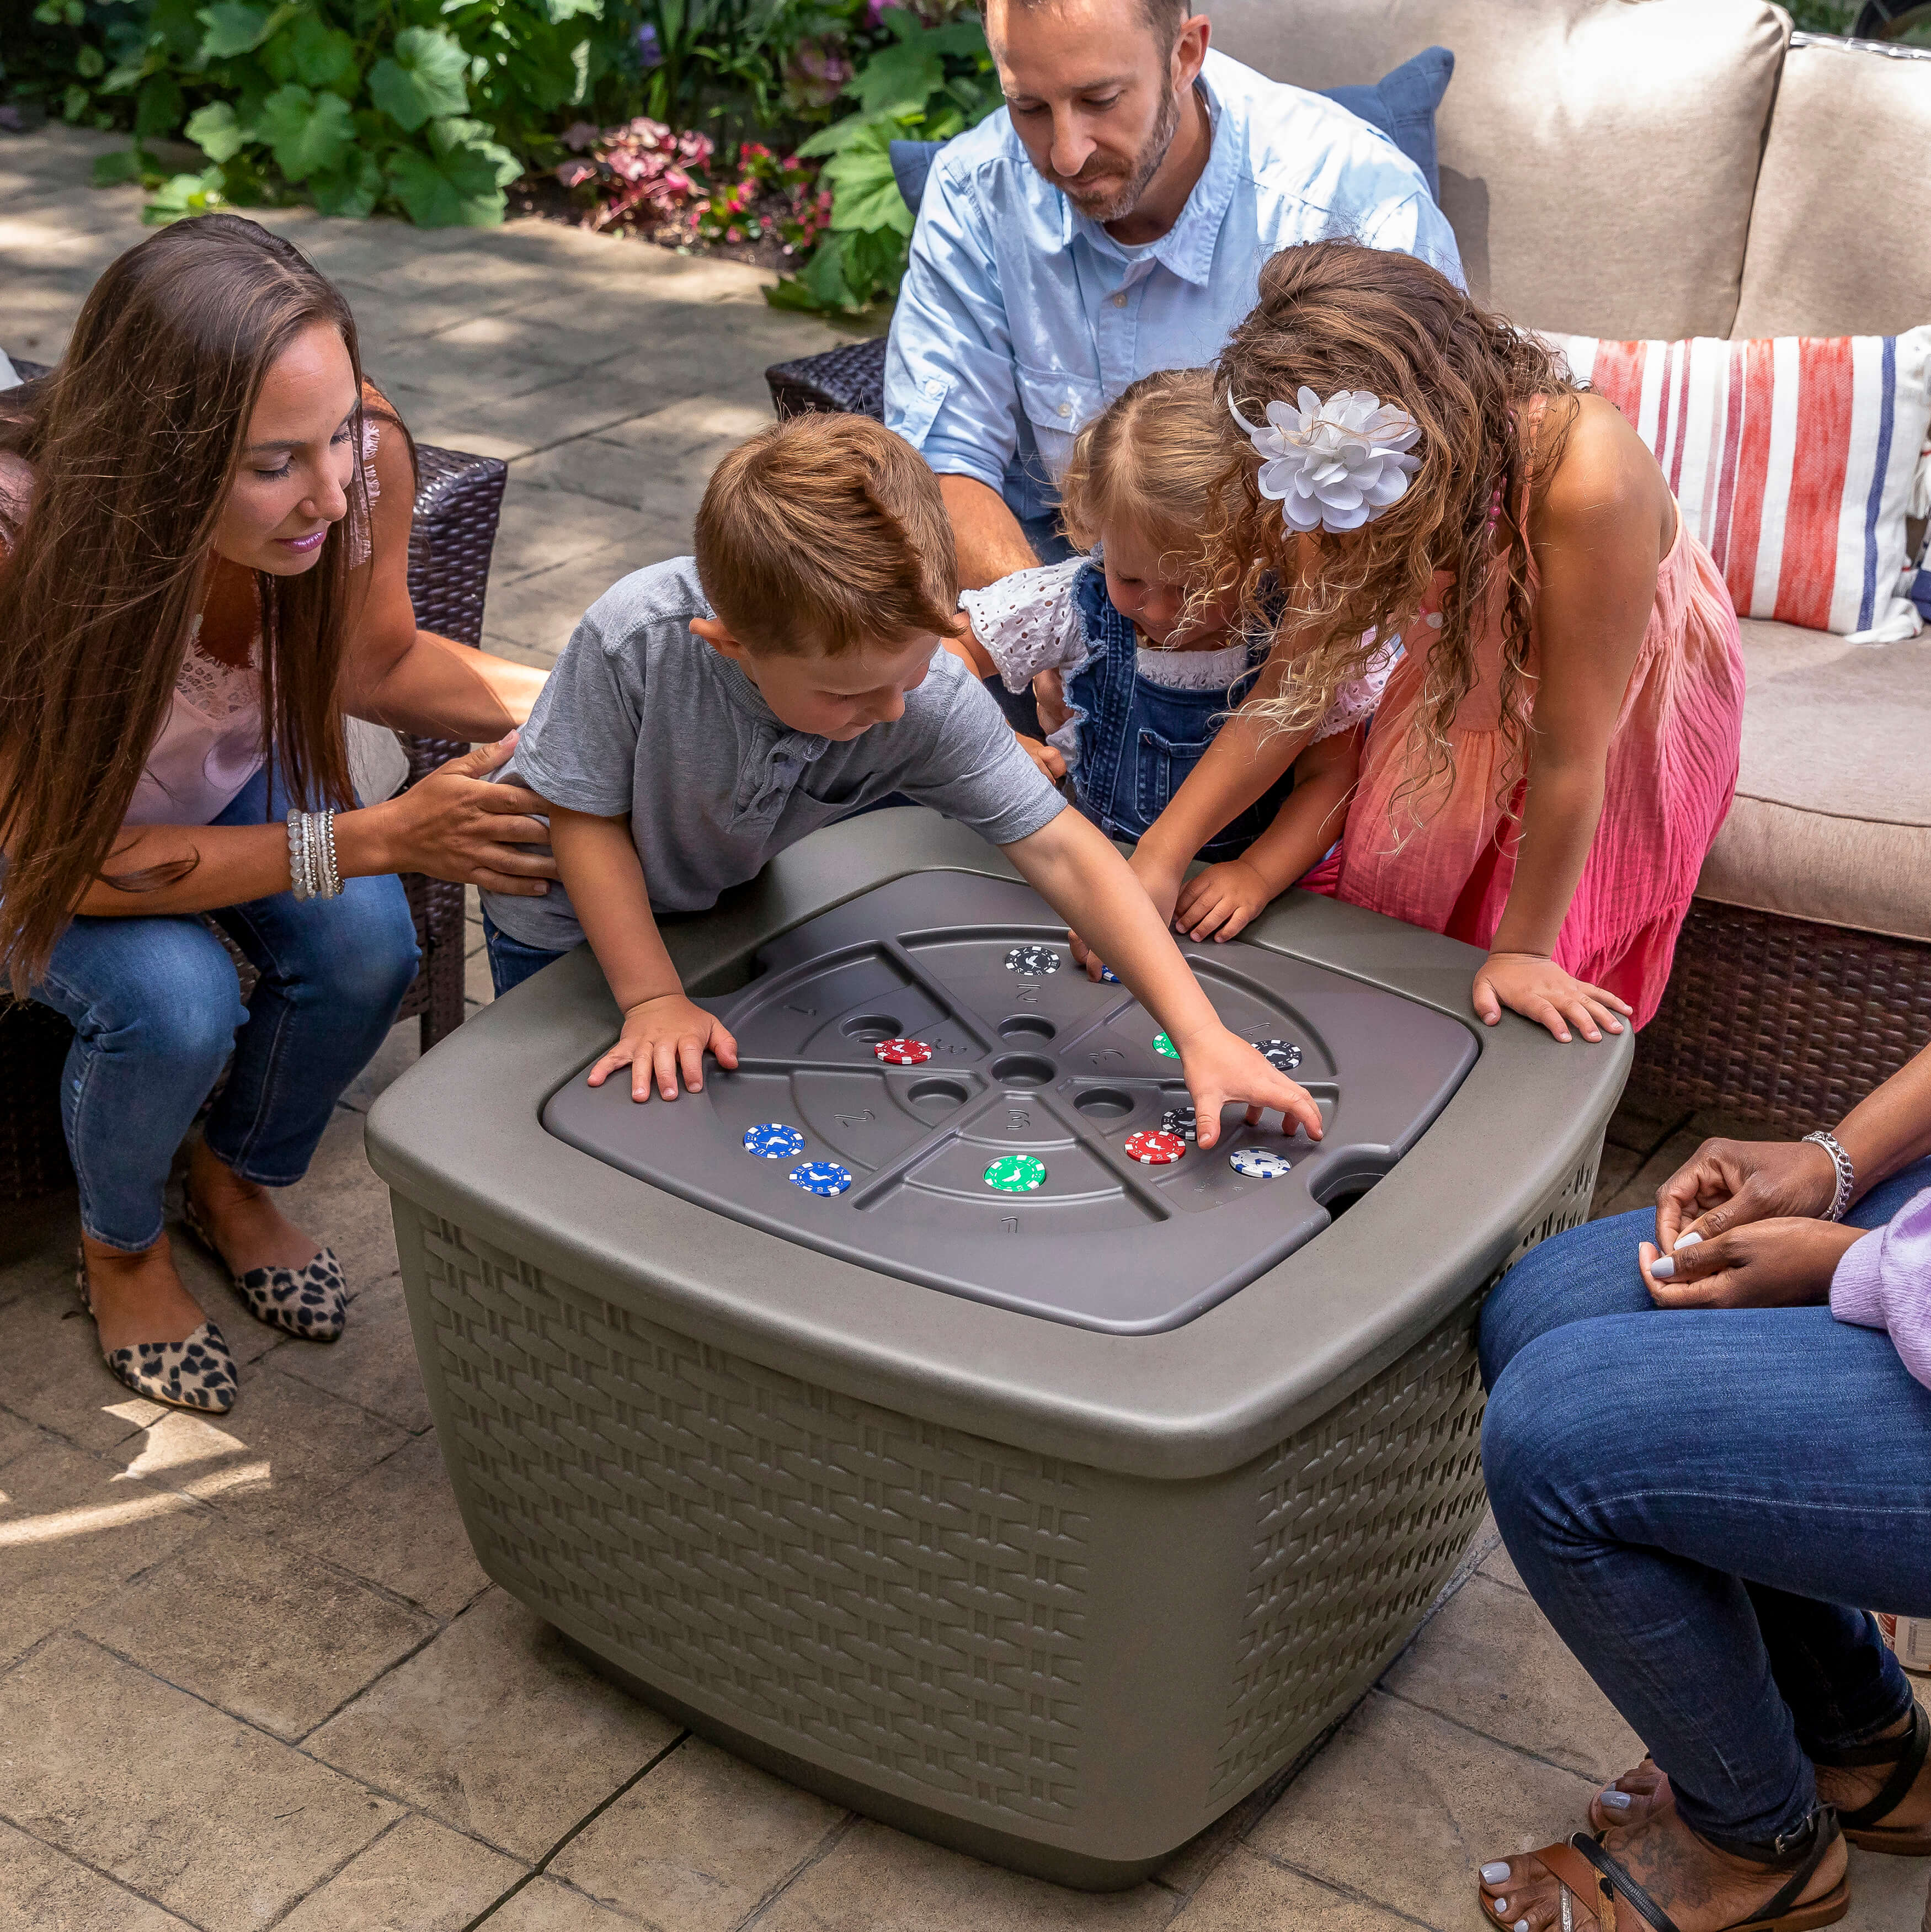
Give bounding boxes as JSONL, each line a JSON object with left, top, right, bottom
{"left": 873, "top": 1038, "right": 933, "bottom": 1065}
{"left": 1124, "top": 1129, "right": 1187, "bottom": 1165}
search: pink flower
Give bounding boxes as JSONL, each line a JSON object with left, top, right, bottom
{"left": 561, "top": 121, "right": 601, "bottom": 152}
{"left": 726, "top": 225, "right": 742, "bottom": 242}
{"left": 555, "top": 159, "right": 598, "bottom": 187}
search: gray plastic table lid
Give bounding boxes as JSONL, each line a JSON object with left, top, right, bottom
{"left": 542, "top": 873, "right": 1477, "bottom": 1334}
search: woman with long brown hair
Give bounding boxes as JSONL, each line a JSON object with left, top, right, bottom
{"left": 1113, "top": 239, "right": 1746, "bottom": 1044}
{"left": 0, "top": 214, "right": 555, "bottom": 1414}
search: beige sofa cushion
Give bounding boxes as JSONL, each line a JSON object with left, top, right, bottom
{"left": 1695, "top": 618, "right": 1931, "bottom": 943}
{"left": 1732, "top": 38, "right": 1931, "bottom": 339}
{"left": 1205, "top": 0, "right": 1786, "bottom": 339}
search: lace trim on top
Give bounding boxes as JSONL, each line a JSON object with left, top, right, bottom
{"left": 174, "top": 615, "right": 259, "bottom": 719}
{"left": 1135, "top": 638, "right": 1260, "bottom": 691}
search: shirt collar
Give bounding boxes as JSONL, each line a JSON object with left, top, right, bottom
{"left": 1065, "top": 68, "right": 1234, "bottom": 288}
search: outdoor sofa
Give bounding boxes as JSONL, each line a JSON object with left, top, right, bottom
{"left": 0, "top": 349, "right": 505, "bottom": 1202}
{"left": 770, "top": 0, "right": 1931, "bottom": 1142}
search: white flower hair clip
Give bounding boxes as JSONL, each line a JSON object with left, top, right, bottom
{"left": 1230, "top": 386, "right": 1423, "bottom": 534}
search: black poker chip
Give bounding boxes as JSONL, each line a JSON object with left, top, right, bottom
{"left": 1004, "top": 944, "right": 1061, "bottom": 975}
{"left": 1252, "top": 1037, "right": 1303, "bottom": 1073}
{"left": 1160, "top": 1105, "right": 1197, "bottom": 1143}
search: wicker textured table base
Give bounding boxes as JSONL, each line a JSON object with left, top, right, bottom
{"left": 1634, "top": 899, "right": 1931, "bottom": 1139}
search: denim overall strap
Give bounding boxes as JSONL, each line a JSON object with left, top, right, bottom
{"left": 1066, "top": 564, "right": 1290, "bottom": 861}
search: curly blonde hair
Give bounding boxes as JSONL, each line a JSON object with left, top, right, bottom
{"left": 1057, "top": 366, "right": 1225, "bottom": 571}
{"left": 1204, "top": 240, "right": 1578, "bottom": 824}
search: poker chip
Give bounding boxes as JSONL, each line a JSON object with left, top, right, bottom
{"left": 1151, "top": 1032, "right": 1180, "bottom": 1059}
{"left": 1124, "top": 1129, "right": 1186, "bottom": 1165}
{"left": 1159, "top": 1105, "right": 1197, "bottom": 1143}
{"left": 984, "top": 1154, "right": 1047, "bottom": 1193}
{"left": 1251, "top": 1037, "right": 1303, "bottom": 1073}
{"left": 1229, "top": 1147, "right": 1293, "bottom": 1179}
{"left": 743, "top": 1122, "right": 806, "bottom": 1159}
{"left": 1099, "top": 967, "right": 1119, "bottom": 984}
{"left": 873, "top": 1038, "right": 933, "bottom": 1065}
{"left": 788, "top": 1160, "right": 852, "bottom": 1196}
{"left": 1004, "top": 944, "right": 1062, "bottom": 975}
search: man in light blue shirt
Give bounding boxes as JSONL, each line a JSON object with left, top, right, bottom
{"left": 886, "top": 0, "right": 1463, "bottom": 588}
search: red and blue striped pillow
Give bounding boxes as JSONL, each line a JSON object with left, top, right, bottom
{"left": 1548, "top": 328, "right": 1931, "bottom": 642}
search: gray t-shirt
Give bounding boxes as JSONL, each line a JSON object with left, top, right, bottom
{"left": 481, "top": 555, "right": 1065, "bottom": 952}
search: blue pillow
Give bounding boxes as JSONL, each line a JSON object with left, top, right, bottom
{"left": 1321, "top": 45, "right": 1453, "bottom": 203}
{"left": 888, "top": 45, "right": 1454, "bottom": 218}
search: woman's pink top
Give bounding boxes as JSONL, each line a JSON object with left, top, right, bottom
{"left": 1304, "top": 423, "right": 1746, "bottom": 1029}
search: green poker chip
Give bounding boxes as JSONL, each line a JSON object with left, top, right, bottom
{"left": 984, "top": 1154, "right": 1047, "bottom": 1193}
{"left": 1152, "top": 1032, "right": 1180, "bottom": 1059}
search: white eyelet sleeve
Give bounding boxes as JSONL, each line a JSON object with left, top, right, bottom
{"left": 1310, "top": 632, "right": 1403, "bottom": 742}
{"left": 958, "top": 557, "right": 1090, "bottom": 694}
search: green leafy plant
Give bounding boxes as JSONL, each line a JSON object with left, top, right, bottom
{"left": 766, "top": 4, "right": 993, "bottom": 315}
{"left": 83, "top": 0, "right": 621, "bottom": 226}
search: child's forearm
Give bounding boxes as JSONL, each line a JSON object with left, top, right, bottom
{"left": 1488, "top": 756, "right": 1604, "bottom": 957}
{"left": 547, "top": 807, "right": 682, "bottom": 1012}
{"left": 1005, "top": 811, "right": 1222, "bottom": 1044}
{"left": 1239, "top": 763, "right": 1356, "bottom": 894}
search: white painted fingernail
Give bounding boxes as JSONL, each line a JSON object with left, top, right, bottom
{"left": 1516, "top": 1920, "right": 1530, "bottom": 1932}
{"left": 1673, "top": 1230, "right": 1703, "bottom": 1250}
{"left": 1481, "top": 1865, "right": 1512, "bottom": 1885}
{"left": 1649, "top": 1256, "right": 1676, "bottom": 1279}
{"left": 1601, "top": 1789, "right": 1632, "bottom": 1809}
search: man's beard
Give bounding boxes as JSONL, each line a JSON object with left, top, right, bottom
{"left": 1054, "top": 78, "right": 1182, "bottom": 223}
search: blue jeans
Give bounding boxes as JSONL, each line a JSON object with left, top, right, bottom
{"left": 28, "top": 764, "right": 419, "bottom": 1250}
{"left": 1478, "top": 1156, "right": 1931, "bottom": 1845}
{"left": 482, "top": 911, "right": 570, "bottom": 998}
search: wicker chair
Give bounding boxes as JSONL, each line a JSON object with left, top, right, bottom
{"left": 0, "top": 355, "right": 508, "bottom": 1203}
{"left": 766, "top": 336, "right": 888, "bottom": 422}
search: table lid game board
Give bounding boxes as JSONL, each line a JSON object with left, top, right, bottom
{"left": 541, "top": 872, "right": 1477, "bottom": 1333}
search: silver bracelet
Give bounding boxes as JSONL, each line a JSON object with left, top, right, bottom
{"left": 285, "top": 810, "right": 343, "bottom": 901}
{"left": 313, "top": 808, "right": 342, "bottom": 898}
{"left": 1801, "top": 1130, "right": 1855, "bottom": 1222}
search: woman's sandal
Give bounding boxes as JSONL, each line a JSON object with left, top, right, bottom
{"left": 76, "top": 1248, "right": 237, "bottom": 1414}
{"left": 179, "top": 1194, "right": 347, "bottom": 1343}
{"left": 1491, "top": 1808, "right": 1849, "bottom": 1932}
{"left": 1813, "top": 1702, "right": 1931, "bottom": 1855}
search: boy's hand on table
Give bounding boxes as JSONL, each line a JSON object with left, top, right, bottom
{"left": 588, "top": 993, "right": 740, "bottom": 1102}
{"left": 1176, "top": 1026, "right": 1324, "bottom": 1150}
{"left": 1472, "top": 950, "right": 1630, "bottom": 1044}
{"left": 1175, "top": 861, "right": 1274, "bottom": 943}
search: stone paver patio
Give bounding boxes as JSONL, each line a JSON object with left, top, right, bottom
{"left": 3, "top": 123, "right": 1925, "bottom": 1932}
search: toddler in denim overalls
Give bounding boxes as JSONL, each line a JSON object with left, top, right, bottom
{"left": 952, "top": 370, "right": 1396, "bottom": 943}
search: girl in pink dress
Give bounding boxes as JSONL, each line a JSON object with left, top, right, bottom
{"left": 1125, "top": 241, "right": 1745, "bottom": 1040}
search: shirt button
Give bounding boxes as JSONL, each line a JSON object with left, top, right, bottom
{"left": 1111, "top": 291, "right": 1128, "bottom": 307}
{"left": 1056, "top": 402, "right": 1071, "bottom": 417}
{"left": 924, "top": 379, "right": 941, "bottom": 397}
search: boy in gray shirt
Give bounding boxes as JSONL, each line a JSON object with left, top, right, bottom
{"left": 481, "top": 414, "right": 1319, "bottom": 1150}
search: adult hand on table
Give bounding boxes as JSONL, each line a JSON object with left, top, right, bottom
{"left": 1651, "top": 1135, "right": 1842, "bottom": 1252}
{"left": 1638, "top": 1217, "right": 1865, "bottom": 1310}
{"left": 366, "top": 732, "right": 558, "bottom": 896}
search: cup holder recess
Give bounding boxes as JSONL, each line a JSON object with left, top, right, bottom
{"left": 989, "top": 1054, "right": 1055, "bottom": 1088}
{"left": 999, "top": 1015, "right": 1056, "bottom": 1042}
{"left": 1073, "top": 1087, "right": 1135, "bottom": 1120}
{"left": 906, "top": 1077, "right": 970, "bottom": 1112}
{"left": 841, "top": 1014, "right": 902, "bottom": 1044}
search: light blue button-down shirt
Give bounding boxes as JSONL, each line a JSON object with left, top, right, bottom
{"left": 885, "top": 50, "right": 1464, "bottom": 524}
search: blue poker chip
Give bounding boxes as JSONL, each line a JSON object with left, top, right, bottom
{"left": 1229, "top": 1147, "right": 1293, "bottom": 1179}
{"left": 788, "top": 1160, "right": 852, "bottom": 1197}
{"left": 743, "top": 1122, "right": 806, "bottom": 1159}
{"left": 1100, "top": 967, "right": 1120, "bottom": 983}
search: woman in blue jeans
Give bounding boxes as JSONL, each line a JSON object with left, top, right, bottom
{"left": 1474, "top": 1040, "right": 1931, "bottom": 1932}
{"left": 0, "top": 216, "right": 553, "bottom": 1413}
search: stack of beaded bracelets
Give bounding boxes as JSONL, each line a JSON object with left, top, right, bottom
{"left": 1801, "top": 1129, "right": 1855, "bottom": 1222}
{"left": 286, "top": 808, "right": 344, "bottom": 901}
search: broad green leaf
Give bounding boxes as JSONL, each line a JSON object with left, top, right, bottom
{"left": 255, "top": 83, "right": 354, "bottom": 180}
{"left": 196, "top": 1, "right": 274, "bottom": 58}
{"left": 387, "top": 129, "right": 511, "bottom": 226}
{"left": 844, "top": 37, "right": 942, "bottom": 118}
{"left": 428, "top": 115, "right": 521, "bottom": 186}
{"left": 92, "top": 146, "right": 147, "bottom": 186}
{"left": 135, "top": 74, "right": 185, "bottom": 136}
{"left": 151, "top": 0, "right": 204, "bottom": 60}
{"left": 797, "top": 110, "right": 892, "bottom": 159}
{"left": 368, "top": 25, "right": 468, "bottom": 131}
{"left": 543, "top": 0, "right": 600, "bottom": 19}
{"left": 310, "top": 146, "right": 383, "bottom": 218}
{"left": 824, "top": 131, "right": 913, "bottom": 237}
{"left": 143, "top": 167, "right": 228, "bottom": 224}
{"left": 185, "top": 98, "right": 248, "bottom": 160}
{"left": 99, "top": 62, "right": 147, "bottom": 94}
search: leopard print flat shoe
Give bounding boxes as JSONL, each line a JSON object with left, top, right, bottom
{"left": 180, "top": 1196, "right": 348, "bottom": 1343}
{"left": 76, "top": 1250, "right": 237, "bottom": 1414}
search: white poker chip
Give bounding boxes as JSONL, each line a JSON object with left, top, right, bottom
{"left": 1229, "top": 1147, "right": 1293, "bottom": 1179}
{"left": 1004, "top": 944, "right": 1061, "bottom": 975}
